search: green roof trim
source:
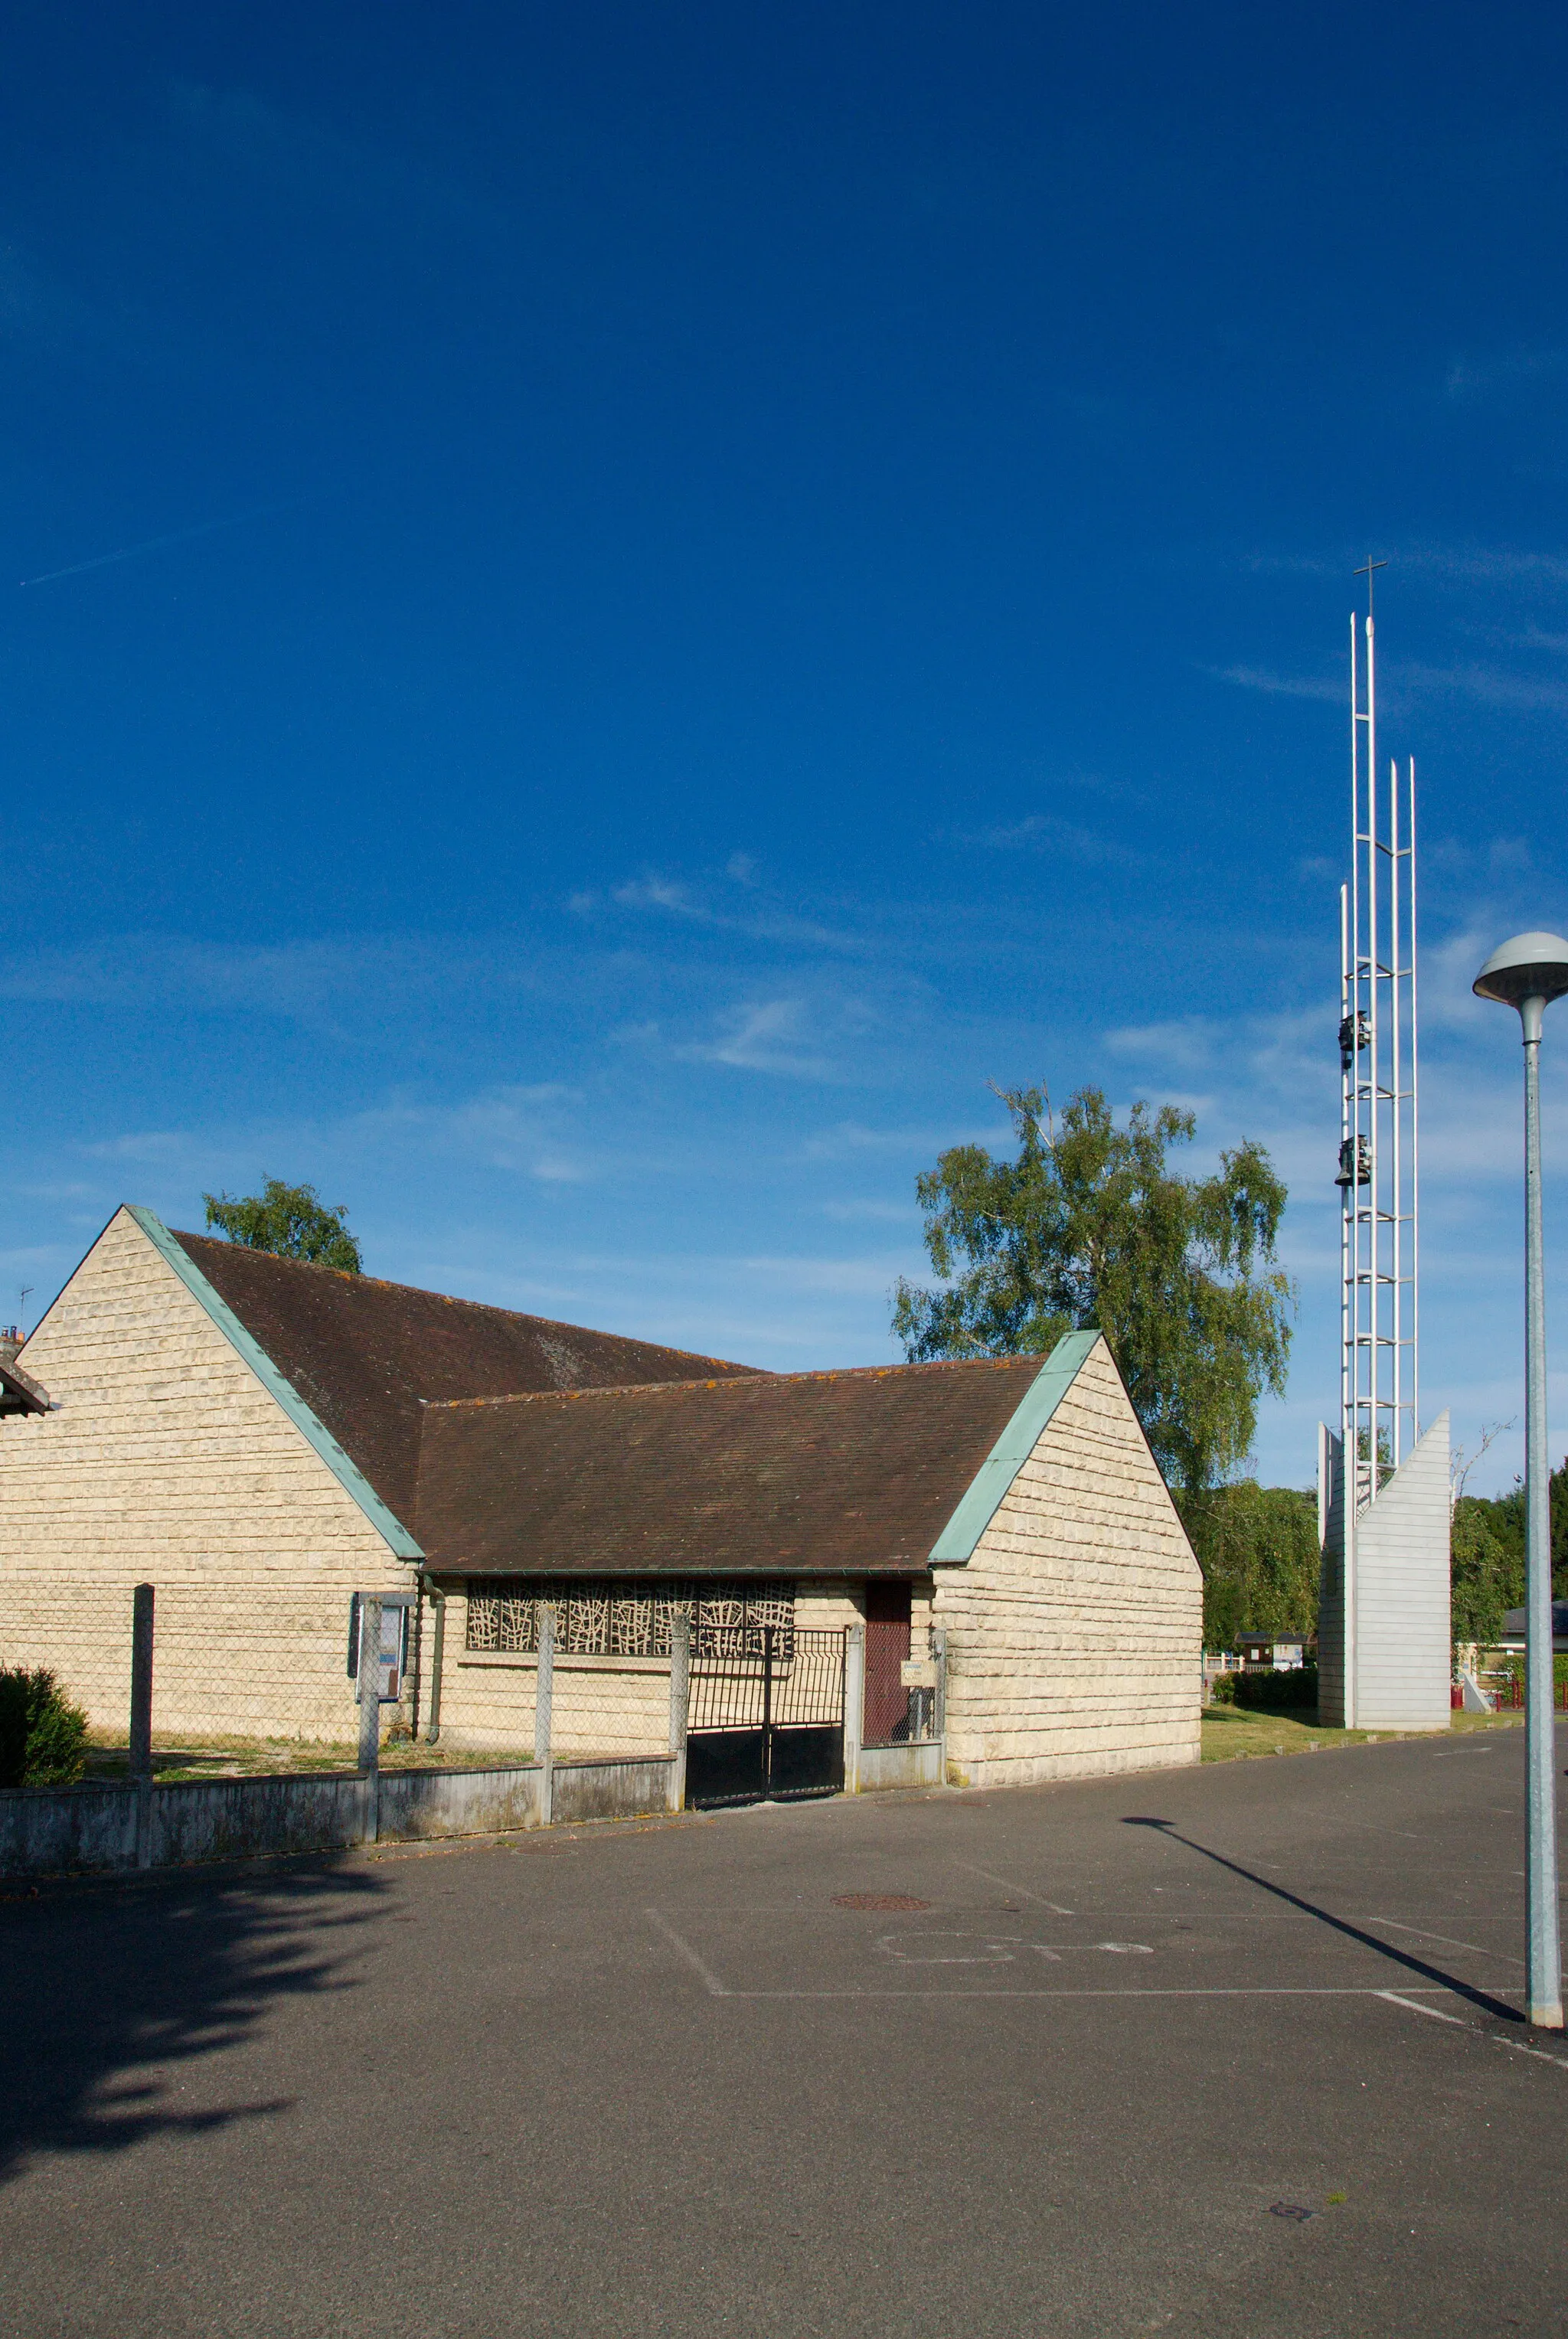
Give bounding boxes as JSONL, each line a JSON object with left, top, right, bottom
{"left": 928, "top": 1329, "right": 1102, "bottom": 1564}
{"left": 127, "top": 1206, "right": 424, "bottom": 1561}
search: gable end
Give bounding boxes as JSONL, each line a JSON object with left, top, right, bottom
{"left": 127, "top": 1207, "right": 423, "bottom": 1560}
{"left": 928, "top": 1331, "right": 1102, "bottom": 1564}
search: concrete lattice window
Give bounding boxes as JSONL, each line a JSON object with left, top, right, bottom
{"left": 464, "top": 1579, "right": 795, "bottom": 1660}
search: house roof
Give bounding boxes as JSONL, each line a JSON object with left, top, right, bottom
{"left": 0, "top": 1353, "right": 49, "bottom": 1416}
{"left": 411, "top": 1352, "right": 1064, "bottom": 1578}
{"left": 1499, "top": 1601, "right": 1568, "bottom": 1642}
{"left": 162, "top": 1227, "right": 763, "bottom": 1531}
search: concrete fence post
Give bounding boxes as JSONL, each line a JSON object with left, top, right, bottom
{"left": 535, "top": 1602, "right": 554, "bottom": 1826}
{"left": 844, "top": 1622, "right": 864, "bottom": 1795}
{"left": 931, "top": 1625, "right": 948, "bottom": 1766}
{"left": 358, "top": 1593, "right": 382, "bottom": 1847}
{"left": 668, "top": 1615, "right": 690, "bottom": 1812}
{"left": 129, "top": 1583, "right": 155, "bottom": 1869}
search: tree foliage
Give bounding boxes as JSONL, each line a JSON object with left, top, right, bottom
{"left": 1174, "top": 1481, "right": 1320, "bottom": 1648}
{"left": 892, "top": 1084, "right": 1295, "bottom": 1491}
{"left": 1449, "top": 1458, "right": 1568, "bottom": 1642}
{"left": 1449, "top": 1497, "right": 1516, "bottom": 1651}
{"left": 203, "top": 1177, "right": 362, "bottom": 1272}
{"left": 1474, "top": 1459, "right": 1568, "bottom": 1599}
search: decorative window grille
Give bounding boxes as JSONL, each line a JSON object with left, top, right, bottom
{"left": 464, "top": 1579, "right": 795, "bottom": 1661}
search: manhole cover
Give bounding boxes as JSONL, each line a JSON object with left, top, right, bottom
{"left": 831, "top": 1893, "right": 932, "bottom": 1911}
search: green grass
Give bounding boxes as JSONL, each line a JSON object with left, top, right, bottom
{"left": 1200, "top": 1704, "right": 1526, "bottom": 1762}
{"left": 80, "top": 1734, "right": 547, "bottom": 1783}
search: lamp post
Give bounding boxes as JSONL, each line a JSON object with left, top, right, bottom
{"left": 1475, "top": 930, "right": 1568, "bottom": 2030}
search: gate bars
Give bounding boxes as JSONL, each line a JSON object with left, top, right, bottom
{"left": 684, "top": 1626, "right": 848, "bottom": 1808}
{"left": 687, "top": 1625, "right": 844, "bottom": 1734}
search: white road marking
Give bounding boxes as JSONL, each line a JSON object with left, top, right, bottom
{"left": 876, "top": 1932, "right": 1056, "bottom": 1964}
{"left": 1379, "top": 1990, "right": 1467, "bottom": 2024}
{"left": 952, "top": 1859, "right": 1075, "bottom": 1914}
{"left": 1494, "top": 2034, "right": 1568, "bottom": 2071}
{"left": 1377, "top": 1988, "right": 1568, "bottom": 2071}
{"left": 1372, "top": 1918, "right": 1525, "bottom": 1965}
{"left": 642, "top": 1958, "right": 1474, "bottom": 2001}
{"left": 698, "top": 1986, "right": 1472, "bottom": 2001}
{"left": 645, "top": 1909, "right": 730, "bottom": 1997}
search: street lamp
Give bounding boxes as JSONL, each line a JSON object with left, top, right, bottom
{"left": 1475, "top": 930, "right": 1568, "bottom": 2030}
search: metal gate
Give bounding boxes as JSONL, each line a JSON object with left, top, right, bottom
{"left": 684, "top": 1627, "right": 845, "bottom": 1810}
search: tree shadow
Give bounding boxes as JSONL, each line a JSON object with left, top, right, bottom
{"left": 1121, "top": 1816, "right": 1523, "bottom": 2024}
{"left": 0, "top": 1856, "right": 387, "bottom": 2183}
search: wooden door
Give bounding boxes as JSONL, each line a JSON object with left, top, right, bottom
{"left": 863, "top": 1581, "right": 912, "bottom": 1746}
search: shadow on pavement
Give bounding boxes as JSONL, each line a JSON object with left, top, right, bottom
{"left": 0, "top": 1858, "right": 386, "bottom": 2183}
{"left": 1122, "top": 1815, "right": 1522, "bottom": 2023}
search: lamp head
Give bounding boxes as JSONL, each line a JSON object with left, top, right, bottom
{"left": 1474, "top": 933, "right": 1568, "bottom": 1035}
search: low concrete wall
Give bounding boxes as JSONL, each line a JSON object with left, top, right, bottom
{"left": 856, "top": 1742, "right": 943, "bottom": 1792}
{"left": 378, "top": 1763, "right": 544, "bottom": 1841}
{"left": 553, "top": 1756, "right": 674, "bottom": 1825}
{"left": 0, "top": 1781, "right": 140, "bottom": 1877}
{"left": 155, "top": 1772, "right": 367, "bottom": 1866}
{"left": 0, "top": 1752, "right": 678, "bottom": 1880}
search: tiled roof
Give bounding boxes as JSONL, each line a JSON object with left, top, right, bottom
{"left": 0, "top": 1353, "right": 49, "bottom": 1416}
{"left": 169, "top": 1231, "right": 762, "bottom": 1530}
{"left": 412, "top": 1354, "right": 1052, "bottom": 1578}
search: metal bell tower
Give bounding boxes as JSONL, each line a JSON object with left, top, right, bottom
{"left": 1338, "top": 564, "right": 1419, "bottom": 1503}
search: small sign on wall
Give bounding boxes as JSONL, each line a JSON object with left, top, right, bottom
{"left": 347, "top": 1593, "right": 413, "bottom": 1703}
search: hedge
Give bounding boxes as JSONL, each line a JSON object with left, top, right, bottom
{"left": 1210, "top": 1664, "right": 1320, "bottom": 1714}
{"left": 0, "top": 1668, "right": 90, "bottom": 1789}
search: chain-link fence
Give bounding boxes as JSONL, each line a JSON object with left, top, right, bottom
{"left": 0, "top": 1583, "right": 681, "bottom": 1781}
{"left": 0, "top": 1583, "right": 445, "bottom": 1779}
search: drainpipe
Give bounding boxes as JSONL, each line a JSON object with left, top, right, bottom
{"left": 423, "top": 1587, "right": 446, "bottom": 1745}
{"left": 844, "top": 1623, "right": 864, "bottom": 1795}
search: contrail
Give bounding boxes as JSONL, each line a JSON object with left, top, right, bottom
{"left": 19, "top": 505, "right": 276, "bottom": 587}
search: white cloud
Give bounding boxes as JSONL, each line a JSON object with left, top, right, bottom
{"left": 1396, "top": 660, "right": 1568, "bottom": 716}
{"left": 821, "top": 1198, "right": 920, "bottom": 1223}
{"left": 737, "top": 1253, "right": 913, "bottom": 1296}
{"left": 83, "top": 1129, "right": 194, "bottom": 1163}
{"left": 1242, "top": 541, "right": 1568, "bottom": 590}
{"left": 1399, "top": 544, "right": 1568, "bottom": 588}
{"left": 347, "top": 1085, "right": 582, "bottom": 1172}
{"left": 801, "top": 1118, "right": 1005, "bottom": 1161}
{"left": 80, "top": 1082, "right": 591, "bottom": 1191}
{"left": 1208, "top": 664, "right": 1343, "bottom": 703}
{"left": 612, "top": 875, "right": 698, "bottom": 915}
{"left": 681, "top": 998, "right": 837, "bottom": 1079}
{"left": 1105, "top": 1018, "right": 1217, "bottom": 1073}
{"left": 956, "top": 811, "right": 1135, "bottom": 863}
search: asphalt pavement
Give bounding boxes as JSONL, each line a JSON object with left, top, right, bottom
{"left": 2, "top": 1723, "right": 1565, "bottom": 2338}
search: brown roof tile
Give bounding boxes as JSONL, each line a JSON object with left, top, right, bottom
{"left": 412, "top": 1355, "right": 1049, "bottom": 1578}
{"left": 170, "top": 1231, "right": 762, "bottom": 1530}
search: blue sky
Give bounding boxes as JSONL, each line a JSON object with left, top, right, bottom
{"left": 4, "top": 2, "right": 1566, "bottom": 1492}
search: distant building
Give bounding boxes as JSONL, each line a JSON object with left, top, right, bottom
{"left": 1496, "top": 1602, "right": 1568, "bottom": 1653}
{"left": 1236, "top": 1634, "right": 1308, "bottom": 1671}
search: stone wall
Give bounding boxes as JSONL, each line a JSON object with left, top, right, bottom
{"left": 0, "top": 1210, "right": 411, "bottom": 1745}
{"left": 935, "top": 1338, "right": 1202, "bottom": 1786}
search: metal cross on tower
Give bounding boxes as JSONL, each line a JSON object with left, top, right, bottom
{"left": 1338, "top": 568, "right": 1420, "bottom": 1507}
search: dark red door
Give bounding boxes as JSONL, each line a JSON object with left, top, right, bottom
{"left": 863, "top": 1582, "right": 912, "bottom": 1746}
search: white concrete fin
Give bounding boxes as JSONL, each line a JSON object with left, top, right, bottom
{"left": 1352, "top": 1410, "right": 1452, "bottom": 1731}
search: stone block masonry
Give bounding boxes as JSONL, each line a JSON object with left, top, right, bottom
{"left": 936, "top": 1339, "right": 1202, "bottom": 1788}
{"left": 0, "top": 1210, "right": 413, "bottom": 1740}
